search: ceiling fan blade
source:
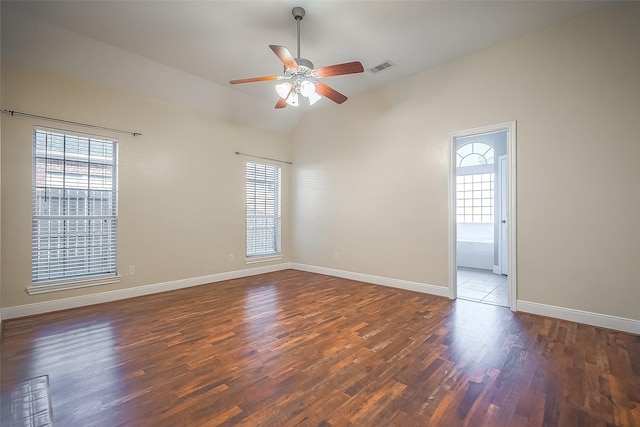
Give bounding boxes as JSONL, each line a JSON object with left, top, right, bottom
{"left": 315, "top": 82, "right": 348, "bottom": 104}
{"left": 315, "top": 61, "right": 364, "bottom": 78}
{"left": 275, "top": 83, "right": 297, "bottom": 109}
{"left": 269, "top": 45, "right": 299, "bottom": 69}
{"left": 229, "top": 75, "right": 279, "bottom": 84}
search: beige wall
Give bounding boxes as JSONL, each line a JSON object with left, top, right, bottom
{"left": 0, "top": 4, "right": 3, "bottom": 325}
{"left": 292, "top": 3, "right": 640, "bottom": 320}
{"left": 1, "top": 3, "right": 639, "bottom": 324}
{"left": 1, "top": 64, "right": 292, "bottom": 308}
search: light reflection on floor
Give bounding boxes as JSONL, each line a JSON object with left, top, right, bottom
{"left": 30, "top": 320, "right": 123, "bottom": 416}
{"left": 243, "top": 284, "right": 281, "bottom": 352}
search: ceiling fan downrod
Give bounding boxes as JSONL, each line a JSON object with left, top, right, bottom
{"left": 292, "top": 7, "right": 305, "bottom": 59}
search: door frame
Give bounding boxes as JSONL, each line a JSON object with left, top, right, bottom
{"left": 448, "top": 121, "right": 517, "bottom": 310}
{"left": 498, "top": 154, "right": 508, "bottom": 275}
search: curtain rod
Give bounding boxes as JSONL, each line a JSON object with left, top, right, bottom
{"left": 1, "top": 109, "right": 142, "bottom": 137}
{"left": 235, "top": 151, "right": 292, "bottom": 165}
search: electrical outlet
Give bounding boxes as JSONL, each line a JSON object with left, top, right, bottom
{"left": 128, "top": 265, "right": 135, "bottom": 276}
{"left": 333, "top": 251, "right": 339, "bottom": 259}
{"left": 229, "top": 253, "right": 234, "bottom": 262}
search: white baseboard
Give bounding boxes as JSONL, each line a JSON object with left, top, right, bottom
{"left": 291, "top": 263, "right": 449, "bottom": 298}
{"left": 5, "top": 263, "right": 637, "bottom": 336}
{"left": 1, "top": 262, "right": 293, "bottom": 320}
{"left": 517, "top": 300, "right": 640, "bottom": 335}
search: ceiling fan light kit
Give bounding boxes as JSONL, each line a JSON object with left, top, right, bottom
{"left": 229, "top": 6, "right": 364, "bottom": 109}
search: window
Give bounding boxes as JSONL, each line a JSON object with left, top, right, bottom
{"left": 32, "top": 127, "right": 118, "bottom": 289}
{"left": 456, "top": 141, "right": 495, "bottom": 224}
{"left": 456, "top": 142, "right": 494, "bottom": 167}
{"left": 456, "top": 173, "right": 494, "bottom": 223}
{"left": 246, "top": 162, "right": 281, "bottom": 258}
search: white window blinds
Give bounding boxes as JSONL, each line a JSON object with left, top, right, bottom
{"left": 246, "top": 162, "right": 281, "bottom": 257}
{"left": 32, "top": 127, "right": 118, "bottom": 284}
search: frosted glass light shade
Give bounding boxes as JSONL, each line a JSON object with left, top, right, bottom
{"left": 275, "top": 82, "right": 291, "bottom": 99}
{"left": 285, "top": 92, "right": 299, "bottom": 107}
{"left": 300, "top": 80, "right": 316, "bottom": 97}
{"left": 308, "top": 91, "right": 322, "bottom": 105}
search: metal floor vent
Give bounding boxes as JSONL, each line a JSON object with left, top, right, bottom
{"left": 369, "top": 60, "right": 395, "bottom": 74}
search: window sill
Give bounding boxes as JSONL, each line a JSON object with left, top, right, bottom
{"left": 245, "top": 254, "right": 282, "bottom": 264}
{"left": 27, "top": 275, "right": 121, "bottom": 295}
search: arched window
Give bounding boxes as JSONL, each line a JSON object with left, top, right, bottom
{"left": 456, "top": 142, "right": 494, "bottom": 167}
{"left": 456, "top": 142, "right": 495, "bottom": 223}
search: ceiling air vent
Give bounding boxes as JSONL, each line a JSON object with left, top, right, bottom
{"left": 369, "top": 60, "right": 395, "bottom": 74}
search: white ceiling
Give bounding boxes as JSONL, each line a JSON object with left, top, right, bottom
{"left": 2, "top": 1, "right": 609, "bottom": 133}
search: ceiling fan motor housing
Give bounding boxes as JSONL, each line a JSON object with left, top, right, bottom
{"left": 294, "top": 57, "right": 314, "bottom": 71}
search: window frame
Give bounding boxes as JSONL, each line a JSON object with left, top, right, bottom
{"left": 245, "top": 161, "right": 282, "bottom": 262}
{"left": 28, "top": 126, "right": 120, "bottom": 294}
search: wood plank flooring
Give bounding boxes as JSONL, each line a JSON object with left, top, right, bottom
{"left": 1, "top": 269, "right": 639, "bottom": 426}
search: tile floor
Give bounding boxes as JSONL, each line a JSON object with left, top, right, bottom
{"left": 457, "top": 267, "right": 508, "bottom": 307}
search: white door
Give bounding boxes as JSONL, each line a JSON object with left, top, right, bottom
{"left": 499, "top": 155, "right": 508, "bottom": 275}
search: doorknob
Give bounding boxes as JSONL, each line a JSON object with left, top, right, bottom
{"left": 501, "top": 219, "right": 506, "bottom": 224}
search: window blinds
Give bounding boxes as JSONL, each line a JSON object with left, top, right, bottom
{"left": 32, "top": 127, "right": 118, "bottom": 283}
{"left": 246, "top": 162, "right": 281, "bottom": 257}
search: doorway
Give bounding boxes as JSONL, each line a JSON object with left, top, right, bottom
{"left": 449, "top": 122, "right": 517, "bottom": 310}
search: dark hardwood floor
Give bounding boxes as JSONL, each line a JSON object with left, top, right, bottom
{"left": 1, "top": 269, "right": 639, "bottom": 426}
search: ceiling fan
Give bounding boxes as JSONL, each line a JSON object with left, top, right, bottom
{"left": 229, "top": 6, "right": 364, "bottom": 109}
